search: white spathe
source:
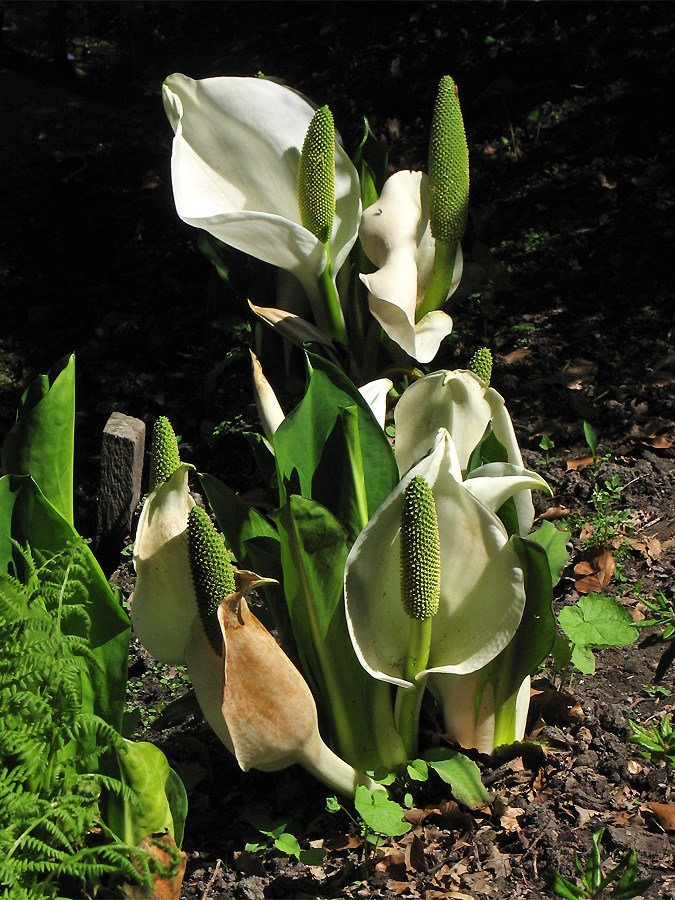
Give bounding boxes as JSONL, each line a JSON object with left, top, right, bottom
{"left": 163, "top": 74, "right": 361, "bottom": 310}
{"left": 131, "top": 464, "right": 197, "bottom": 665}
{"left": 345, "top": 429, "right": 534, "bottom": 689}
{"left": 394, "top": 369, "right": 544, "bottom": 534}
{"left": 359, "top": 171, "right": 461, "bottom": 364}
{"left": 431, "top": 671, "right": 531, "bottom": 754}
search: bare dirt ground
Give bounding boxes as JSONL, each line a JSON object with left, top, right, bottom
{"left": 2, "top": 3, "right": 674, "bottom": 898}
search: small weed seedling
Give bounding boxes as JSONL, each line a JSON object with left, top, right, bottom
{"left": 565, "top": 475, "right": 633, "bottom": 582}
{"left": 327, "top": 787, "right": 412, "bottom": 854}
{"left": 582, "top": 421, "right": 611, "bottom": 470}
{"left": 545, "top": 828, "right": 653, "bottom": 899}
{"left": 243, "top": 808, "right": 327, "bottom": 866}
{"left": 538, "top": 433, "right": 557, "bottom": 465}
{"left": 553, "top": 593, "right": 638, "bottom": 681}
{"left": 628, "top": 714, "right": 675, "bottom": 770}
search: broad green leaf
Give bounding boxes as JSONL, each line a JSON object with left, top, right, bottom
{"left": 407, "top": 759, "right": 428, "bottom": 782}
{"left": 571, "top": 643, "right": 596, "bottom": 675}
{"left": 1, "top": 474, "right": 130, "bottom": 734}
{"left": 558, "top": 594, "right": 638, "bottom": 649}
{"left": 527, "top": 520, "right": 570, "bottom": 586}
{"left": 271, "top": 495, "right": 398, "bottom": 771}
{"left": 354, "top": 785, "right": 412, "bottom": 837}
{"left": 274, "top": 833, "right": 301, "bottom": 857}
{"left": 299, "top": 847, "right": 328, "bottom": 865}
{"left": 273, "top": 353, "right": 398, "bottom": 542}
{"left": 424, "top": 748, "right": 491, "bottom": 809}
{"left": 1, "top": 354, "right": 75, "bottom": 525}
{"left": 108, "top": 740, "right": 187, "bottom": 847}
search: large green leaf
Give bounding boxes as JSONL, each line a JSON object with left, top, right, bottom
{"left": 107, "top": 740, "right": 187, "bottom": 848}
{"left": 558, "top": 594, "right": 638, "bottom": 649}
{"left": 271, "top": 495, "right": 399, "bottom": 771}
{"left": 1, "top": 354, "right": 75, "bottom": 525}
{"left": 527, "top": 519, "right": 570, "bottom": 586}
{"left": 273, "top": 353, "right": 398, "bottom": 544}
{"left": 423, "top": 748, "right": 491, "bottom": 809}
{"left": 0, "top": 474, "right": 130, "bottom": 733}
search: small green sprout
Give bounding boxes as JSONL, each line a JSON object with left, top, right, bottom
{"left": 628, "top": 714, "right": 675, "bottom": 770}
{"left": 545, "top": 828, "right": 653, "bottom": 899}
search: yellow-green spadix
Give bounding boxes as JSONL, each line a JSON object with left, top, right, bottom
{"left": 131, "top": 418, "right": 196, "bottom": 665}
{"left": 345, "top": 428, "right": 546, "bottom": 689}
{"left": 184, "top": 505, "right": 381, "bottom": 797}
{"left": 428, "top": 75, "right": 469, "bottom": 246}
{"left": 298, "top": 105, "right": 336, "bottom": 244}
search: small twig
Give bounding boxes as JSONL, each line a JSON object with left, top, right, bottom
{"left": 201, "top": 858, "right": 222, "bottom": 900}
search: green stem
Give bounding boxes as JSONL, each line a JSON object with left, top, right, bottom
{"left": 491, "top": 685, "right": 519, "bottom": 749}
{"left": 417, "top": 240, "right": 458, "bottom": 321}
{"left": 318, "top": 244, "right": 348, "bottom": 344}
{"left": 339, "top": 405, "right": 369, "bottom": 544}
{"left": 395, "top": 617, "right": 432, "bottom": 759}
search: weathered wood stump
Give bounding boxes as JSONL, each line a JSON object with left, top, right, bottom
{"left": 96, "top": 412, "right": 145, "bottom": 575}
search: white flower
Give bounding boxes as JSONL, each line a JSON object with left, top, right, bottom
{"left": 130, "top": 464, "right": 196, "bottom": 665}
{"left": 394, "top": 369, "right": 540, "bottom": 535}
{"left": 344, "top": 430, "right": 544, "bottom": 689}
{"left": 359, "top": 171, "right": 461, "bottom": 364}
{"left": 162, "top": 74, "right": 361, "bottom": 315}
{"left": 431, "top": 671, "right": 531, "bottom": 754}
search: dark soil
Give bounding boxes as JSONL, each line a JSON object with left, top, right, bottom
{"left": 2, "top": 3, "right": 674, "bottom": 898}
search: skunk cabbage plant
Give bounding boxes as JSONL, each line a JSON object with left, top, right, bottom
{"left": 394, "top": 363, "right": 537, "bottom": 535}
{"left": 344, "top": 427, "right": 548, "bottom": 683}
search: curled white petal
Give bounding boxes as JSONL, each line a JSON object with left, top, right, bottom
{"left": 358, "top": 378, "right": 393, "bottom": 431}
{"left": 394, "top": 369, "right": 492, "bottom": 476}
{"left": 463, "top": 462, "right": 551, "bottom": 514}
{"left": 250, "top": 351, "right": 285, "bottom": 441}
{"left": 430, "top": 672, "right": 531, "bottom": 754}
{"left": 345, "top": 430, "right": 525, "bottom": 689}
{"left": 131, "top": 464, "right": 197, "bottom": 665}
{"left": 359, "top": 171, "right": 460, "bottom": 364}
{"left": 163, "top": 74, "right": 360, "bottom": 299}
{"left": 486, "top": 389, "right": 536, "bottom": 534}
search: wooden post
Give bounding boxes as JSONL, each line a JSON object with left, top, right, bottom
{"left": 96, "top": 412, "right": 145, "bottom": 575}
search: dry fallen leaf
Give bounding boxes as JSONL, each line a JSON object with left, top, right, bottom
{"left": 529, "top": 683, "right": 585, "bottom": 725}
{"left": 499, "top": 806, "right": 525, "bottom": 833}
{"left": 127, "top": 832, "right": 187, "bottom": 900}
{"left": 539, "top": 505, "right": 573, "bottom": 520}
{"left": 574, "top": 547, "right": 615, "bottom": 593}
{"left": 646, "top": 803, "right": 675, "bottom": 832}
{"left": 566, "top": 456, "right": 595, "bottom": 471}
{"left": 403, "top": 834, "right": 427, "bottom": 873}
